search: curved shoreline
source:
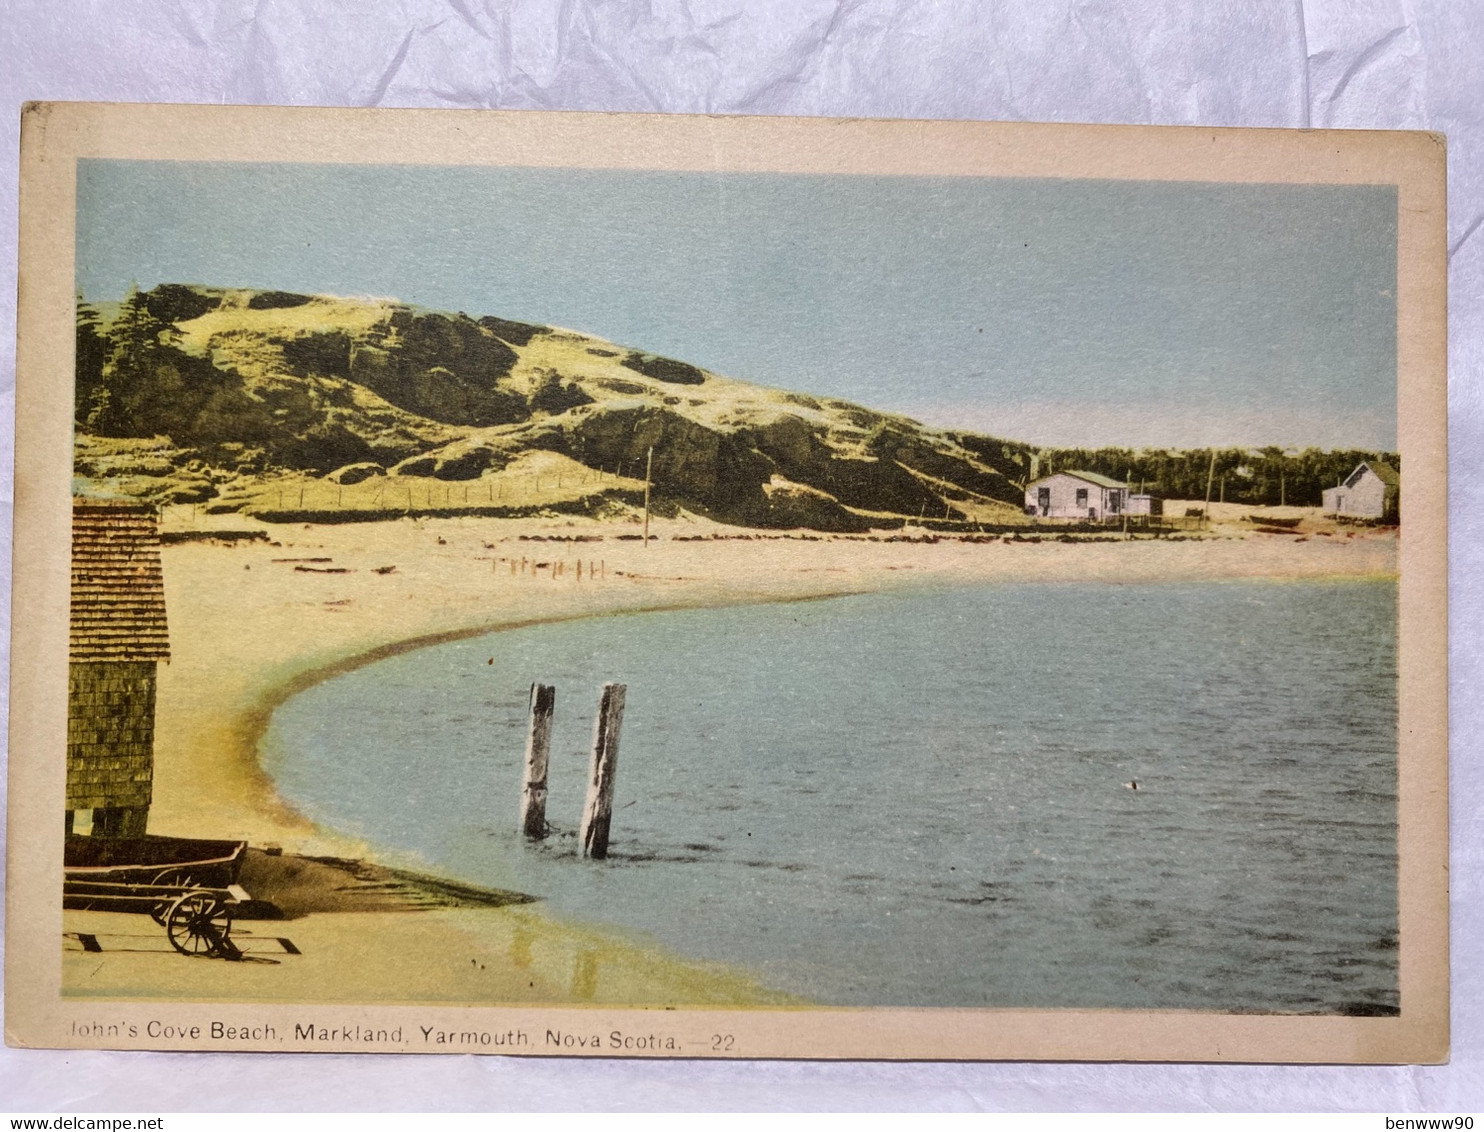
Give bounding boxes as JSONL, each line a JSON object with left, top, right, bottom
{"left": 75, "top": 513, "right": 1395, "bottom": 1005}
{"left": 236, "top": 590, "right": 872, "bottom": 853}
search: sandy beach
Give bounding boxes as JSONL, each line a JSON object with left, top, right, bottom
{"left": 63, "top": 505, "right": 1396, "bottom": 1004}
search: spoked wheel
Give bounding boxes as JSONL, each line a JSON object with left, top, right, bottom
{"left": 150, "top": 871, "right": 198, "bottom": 926}
{"left": 165, "top": 892, "right": 233, "bottom": 957}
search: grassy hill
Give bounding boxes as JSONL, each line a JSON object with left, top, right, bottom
{"left": 74, "top": 285, "right": 1037, "bottom": 531}
{"left": 74, "top": 284, "right": 1397, "bottom": 529}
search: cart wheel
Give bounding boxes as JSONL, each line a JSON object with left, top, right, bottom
{"left": 150, "top": 872, "right": 198, "bottom": 925}
{"left": 165, "top": 893, "right": 233, "bottom": 957}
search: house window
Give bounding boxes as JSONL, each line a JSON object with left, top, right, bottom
{"left": 1075, "top": 488, "right": 1088, "bottom": 506}
{"left": 1037, "top": 487, "right": 1050, "bottom": 513}
{"left": 1108, "top": 491, "right": 1121, "bottom": 514}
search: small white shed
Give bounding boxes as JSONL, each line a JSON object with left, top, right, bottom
{"left": 1025, "top": 471, "right": 1129, "bottom": 520}
{"left": 1322, "top": 461, "right": 1399, "bottom": 521}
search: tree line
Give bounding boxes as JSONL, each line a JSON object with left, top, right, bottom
{"left": 1032, "top": 445, "right": 1399, "bottom": 507}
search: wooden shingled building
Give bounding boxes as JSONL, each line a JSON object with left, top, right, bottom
{"left": 68, "top": 498, "right": 170, "bottom": 837}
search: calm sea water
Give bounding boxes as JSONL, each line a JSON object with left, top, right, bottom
{"left": 261, "top": 579, "right": 1398, "bottom": 1012}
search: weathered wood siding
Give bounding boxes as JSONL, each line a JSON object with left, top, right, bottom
{"left": 67, "top": 500, "right": 170, "bottom": 825}
{"left": 66, "top": 660, "right": 156, "bottom": 811}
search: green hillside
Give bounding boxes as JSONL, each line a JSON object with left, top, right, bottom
{"left": 73, "top": 284, "right": 1036, "bottom": 530}
{"left": 73, "top": 284, "right": 1397, "bottom": 529}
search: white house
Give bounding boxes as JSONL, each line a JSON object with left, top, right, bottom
{"left": 1025, "top": 471, "right": 1130, "bottom": 520}
{"left": 1322, "top": 461, "right": 1399, "bottom": 521}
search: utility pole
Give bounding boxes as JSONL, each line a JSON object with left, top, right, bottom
{"left": 1203, "top": 449, "right": 1217, "bottom": 527}
{"left": 642, "top": 446, "right": 653, "bottom": 547}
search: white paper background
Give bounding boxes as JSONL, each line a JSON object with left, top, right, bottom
{"left": 0, "top": 0, "right": 1478, "bottom": 1112}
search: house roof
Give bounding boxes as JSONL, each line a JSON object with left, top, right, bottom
{"left": 1363, "top": 460, "right": 1401, "bottom": 487}
{"left": 71, "top": 499, "right": 170, "bottom": 662}
{"left": 1031, "top": 469, "right": 1127, "bottom": 490}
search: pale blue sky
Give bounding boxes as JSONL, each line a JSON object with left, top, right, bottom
{"left": 76, "top": 161, "right": 1397, "bottom": 450}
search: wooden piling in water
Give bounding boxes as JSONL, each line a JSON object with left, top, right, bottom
{"left": 519, "top": 683, "right": 556, "bottom": 838}
{"left": 580, "top": 683, "right": 626, "bottom": 859}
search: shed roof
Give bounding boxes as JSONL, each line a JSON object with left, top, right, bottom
{"left": 1032, "top": 469, "right": 1128, "bottom": 490}
{"left": 70, "top": 499, "right": 170, "bottom": 662}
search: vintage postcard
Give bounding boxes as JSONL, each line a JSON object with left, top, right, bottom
{"left": 5, "top": 104, "right": 1448, "bottom": 1061}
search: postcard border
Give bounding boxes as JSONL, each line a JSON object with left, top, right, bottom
{"left": 6, "top": 104, "right": 1449, "bottom": 1062}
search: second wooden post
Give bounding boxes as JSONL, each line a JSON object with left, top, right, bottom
{"left": 519, "top": 683, "right": 556, "bottom": 838}
{"left": 579, "top": 683, "right": 627, "bottom": 859}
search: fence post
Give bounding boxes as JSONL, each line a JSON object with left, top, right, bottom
{"left": 519, "top": 683, "right": 556, "bottom": 838}
{"left": 580, "top": 683, "right": 627, "bottom": 859}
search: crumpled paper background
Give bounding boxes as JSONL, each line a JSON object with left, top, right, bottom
{"left": 0, "top": 0, "right": 1478, "bottom": 1113}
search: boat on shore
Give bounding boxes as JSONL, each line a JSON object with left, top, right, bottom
{"left": 64, "top": 834, "right": 247, "bottom": 912}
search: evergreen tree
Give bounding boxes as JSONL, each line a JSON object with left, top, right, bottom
{"left": 74, "top": 294, "right": 110, "bottom": 427}
{"left": 88, "top": 284, "right": 175, "bottom": 435}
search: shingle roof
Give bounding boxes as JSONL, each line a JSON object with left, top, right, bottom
{"left": 1364, "top": 460, "right": 1401, "bottom": 488}
{"left": 70, "top": 499, "right": 170, "bottom": 662}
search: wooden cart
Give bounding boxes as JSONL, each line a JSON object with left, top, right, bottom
{"left": 64, "top": 835, "right": 250, "bottom": 959}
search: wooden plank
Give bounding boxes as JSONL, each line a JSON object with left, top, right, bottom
{"left": 518, "top": 683, "right": 556, "bottom": 838}
{"left": 579, "top": 683, "right": 627, "bottom": 859}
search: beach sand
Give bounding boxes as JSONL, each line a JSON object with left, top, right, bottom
{"left": 62, "top": 507, "right": 1396, "bottom": 1004}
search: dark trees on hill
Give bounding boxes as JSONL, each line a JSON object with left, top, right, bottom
{"left": 77, "top": 287, "right": 279, "bottom": 453}
{"left": 529, "top": 371, "right": 595, "bottom": 414}
{"left": 280, "top": 331, "right": 353, "bottom": 377}
{"left": 72, "top": 285, "right": 1394, "bottom": 520}
{"left": 75, "top": 300, "right": 110, "bottom": 426}
{"left": 74, "top": 290, "right": 545, "bottom": 473}
{"left": 477, "top": 315, "right": 547, "bottom": 347}
{"left": 621, "top": 351, "right": 706, "bottom": 385}
{"left": 143, "top": 284, "right": 221, "bottom": 324}
{"left": 347, "top": 311, "right": 529, "bottom": 427}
